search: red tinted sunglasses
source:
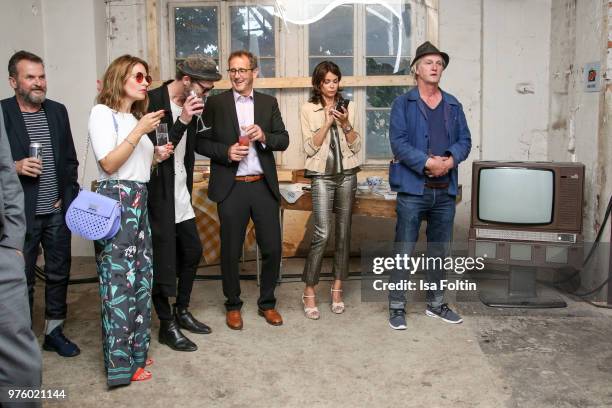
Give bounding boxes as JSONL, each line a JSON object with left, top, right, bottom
{"left": 133, "top": 72, "right": 153, "bottom": 85}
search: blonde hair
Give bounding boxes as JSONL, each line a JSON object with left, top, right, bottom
{"left": 97, "top": 55, "right": 149, "bottom": 118}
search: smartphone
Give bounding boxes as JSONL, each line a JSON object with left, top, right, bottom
{"left": 334, "top": 99, "right": 350, "bottom": 112}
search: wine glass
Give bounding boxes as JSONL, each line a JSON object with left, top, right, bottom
{"left": 238, "top": 124, "right": 250, "bottom": 147}
{"left": 190, "top": 90, "right": 210, "bottom": 132}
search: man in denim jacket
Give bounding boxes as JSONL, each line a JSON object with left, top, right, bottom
{"left": 387, "top": 42, "right": 471, "bottom": 330}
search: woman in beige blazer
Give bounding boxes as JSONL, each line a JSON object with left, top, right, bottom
{"left": 300, "top": 61, "right": 361, "bottom": 319}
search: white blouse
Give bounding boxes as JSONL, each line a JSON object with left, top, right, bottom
{"left": 88, "top": 104, "right": 154, "bottom": 182}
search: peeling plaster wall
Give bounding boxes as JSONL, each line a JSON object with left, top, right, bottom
{"left": 482, "top": 0, "right": 551, "bottom": 161}
{"left": 549, "top": 0, "right": 609, "bottom": 298}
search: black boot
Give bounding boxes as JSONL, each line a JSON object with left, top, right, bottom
{"left": 174, "top": 305, "right": 212, "bottom": 334}
{"left": 158, "top": 319, "right": 197, "bottom": 352}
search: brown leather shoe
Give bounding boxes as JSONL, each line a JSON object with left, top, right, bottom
{"left": 258, "top": 308, "right": 283, "bottom": 326}
{"left": 226, "top": 310, "right": 243, "bottom": 330}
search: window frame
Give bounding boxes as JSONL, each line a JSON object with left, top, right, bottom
{"left": 163, "top": 0, "right": 434, "bottom": 168}
{"left": 169, "top": 1, "right": 280, "bottom": 78}
{"left": 305, "top": 3, "right": 415, "bottom": 165}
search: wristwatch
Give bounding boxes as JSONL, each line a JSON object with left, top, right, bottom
{"left": 342, "top": 124, "right": 353, "bottom": 134}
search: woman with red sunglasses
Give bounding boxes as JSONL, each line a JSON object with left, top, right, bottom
{"left": 88, "top": 55, "right": 172, "bottom": 387}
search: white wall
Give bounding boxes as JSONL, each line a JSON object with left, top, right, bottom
{"left": 0, "top": 0, "right": 107, "bottom": 256}
{"left": 439, "top": 0, "right": 482, "bottom": 242}
{"left": 481, "top": 0, "right": 551, "bottom": 161}
{"left": 0, "top": 0, "right": 44, "bottom": 97}
{"left": 40, "top": 0, "right": 108, "bottom": 256}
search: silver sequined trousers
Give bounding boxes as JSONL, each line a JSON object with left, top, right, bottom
{"left": 302, "top": 174, "right": 357, "bottom": 285}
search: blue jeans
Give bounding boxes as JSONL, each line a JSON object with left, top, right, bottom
{"left": 388, "top": 188, "right": 455, "bottom": 310}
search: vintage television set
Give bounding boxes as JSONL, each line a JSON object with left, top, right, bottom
{"left": 468, "top": 161, "right": 585, "bottom": 308}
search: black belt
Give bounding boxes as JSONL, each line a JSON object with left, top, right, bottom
{"left": 425, "top": 182, "right": 449, "bottom": 189}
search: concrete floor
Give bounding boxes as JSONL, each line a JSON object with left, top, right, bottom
{"left": 31, "top": 257, "right": 612, "bottom": 408}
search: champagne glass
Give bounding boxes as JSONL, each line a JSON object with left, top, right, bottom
{"left": 155, "top": 123, "right": 168, "bottom": 146}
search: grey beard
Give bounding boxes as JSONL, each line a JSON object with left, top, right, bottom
{"left": 18, "top": 88, "right": 46, "bottom": 105}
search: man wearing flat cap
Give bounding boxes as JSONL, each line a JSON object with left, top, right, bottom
{"left": 387, "top": 41, "right": 472, "bottom": 330}
{"left": 147, "top": 54, "right": 221, "bottom": 351}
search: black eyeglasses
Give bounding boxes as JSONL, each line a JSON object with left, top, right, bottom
{"left": 196, "top": 82, "right": 214, "bottom": 94}
{"left": 227, "top": 68, "right": 253, "bottom": 75}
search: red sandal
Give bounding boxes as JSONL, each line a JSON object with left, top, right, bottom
{"left": 145, "top": 358, "right": 154, "bottom": 367}
{"left": 131, "top": 367, "right": 152, "bottom": 382}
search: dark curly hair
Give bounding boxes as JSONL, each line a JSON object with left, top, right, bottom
{"left": 308, "top": 61, "right": 343, "bottom": 107}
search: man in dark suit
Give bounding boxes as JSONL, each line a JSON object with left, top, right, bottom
{"left": 1, "top": 51, "right": 79, "bottom": 357}
{"left": 197, "top": 50, "right": 289, "bottom": 330}
{"left": 0, "top": 103, "right": 42, "bottom": 408}
{"left": 147, "top": 54, "right": 220, "bottom": 351}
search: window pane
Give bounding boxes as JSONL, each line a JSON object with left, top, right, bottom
{"left": 258, "top": 57, "right": 276, "bottom": 78}
{"left": 175, "top": 7, "right": 218, "bottom": 59}
{"left": 366, "top": 86, "right": 411, "bottom": 160}
{"left": 366, "top": 57, "right": 410, "bottom": 75}
{"left": 308, "top": 57, "right": 353, "bottom": 76}
{"left": 309, "top": 5, "right": 353, "bottom": 57}
{"left": 230, "top": 6, "right": 276, "bottom": 58}
{"left": 366, "top": 4, "right": 411, "bottom": 75}
{"left": 366, "top": 110, "right": 393, "bottom": 160}
{"left": 340, "top": 87, "right": 354, "bottom": 103}
{"left": 256, "top": 88, "right": 278, "bottom": 98}
{"left": 366, "top": 86, "right": 410, "bottom": 108}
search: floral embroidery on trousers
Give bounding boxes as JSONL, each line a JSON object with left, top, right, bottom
{"left": 94, "top": 180, "right": 153, "bottom": 387}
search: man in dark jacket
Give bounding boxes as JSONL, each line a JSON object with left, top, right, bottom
{"left": 197, "top": 50, "right": 289, "bottom": 330}
{"left": 1, "top": 51, "right": 79, "bottom": 357}
{"left": 147, "top": 54, "right": 220, "bottom": 351}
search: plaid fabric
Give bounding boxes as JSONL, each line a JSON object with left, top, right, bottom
{"left": 192, "top": 182, "right": 256, "bottom": 263}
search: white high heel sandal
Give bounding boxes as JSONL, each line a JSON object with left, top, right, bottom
{"left": 302, "top": 294, "right": 320, "bottom": 320}
{"left": 331, "top": 288, "right": 345, "bottom": 314}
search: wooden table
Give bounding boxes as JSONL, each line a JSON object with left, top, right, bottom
{"left": 281, "top": 185, "right": 462, "bottom": 217}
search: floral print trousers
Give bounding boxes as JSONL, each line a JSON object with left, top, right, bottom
{"left": 94, "top": 180, "right": 153, "bottom": 387}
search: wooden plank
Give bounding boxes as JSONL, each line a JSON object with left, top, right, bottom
{"left": 282, "top": 191, "right": 397, "bottom": 218}
{"left": 146, "top": 0, "right": 160, "bottom": 80}
{"left": 151, "top": 75, "right": 414, "bottom": 90}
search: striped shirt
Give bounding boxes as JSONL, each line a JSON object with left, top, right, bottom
{"left": 22, "top": 109, "right": 60, "bottom": 215}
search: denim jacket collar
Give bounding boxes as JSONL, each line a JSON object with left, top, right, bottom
{"left": 406, "top": 86, "right": 459, "bottom": 106}
{"left": 407, "top": 87, "right": 456, "bottom": 140}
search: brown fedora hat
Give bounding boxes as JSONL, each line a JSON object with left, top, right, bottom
{"left": 410, "top": 41, "right": 450, "bottom": 68}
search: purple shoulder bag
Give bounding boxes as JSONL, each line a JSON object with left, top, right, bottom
{"left": 65, "top": 112, "right": 122, "bottom": 240}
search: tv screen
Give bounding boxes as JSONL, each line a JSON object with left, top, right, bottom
{"left": 478, "top": 167, "right": 554, "bottom": 224}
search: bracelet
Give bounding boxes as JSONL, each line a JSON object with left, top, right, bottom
{"left": 124, "top": 138, "right": 136, "bottom": 149}
{"left": 342, "top": 124, "right": 353, "bottom": 134}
